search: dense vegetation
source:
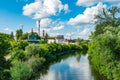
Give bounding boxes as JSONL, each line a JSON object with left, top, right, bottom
{"left": 10, "top": 43, "right": 86, "bottom": 80}
{"left": 0, "top": 33, "right": 12, "bottom": 80}
{"left": 0, "top": 30, "right": 88, "bottom": 80}
{"left": 88, "top": 6, "right": 120, "bottom": 80}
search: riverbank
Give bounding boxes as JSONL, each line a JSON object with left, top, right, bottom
{"left": 88, "top": 6, "right": 120, "bottom": 80}
{"left": 10, "top": 43, "right": 88, "bottom": 80}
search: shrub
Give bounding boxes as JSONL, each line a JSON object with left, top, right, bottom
{"left": 11, "top": 61, "right": 31, "bottom": 80}
{"left": 11, "top": 49, "right": 25, "bottom": 61}
{"left": 25, "top": 44, "right": 43, "bottom": 57}
{"left": 11, "top": 40, "right": 29, "bottom": 50}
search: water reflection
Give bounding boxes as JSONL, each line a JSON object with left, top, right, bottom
{"left": 39, "top": 55, "right": 95, "bottom": 80}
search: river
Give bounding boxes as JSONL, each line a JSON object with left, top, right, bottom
{"left": 38, "top": 54, "right": 105, "bottom": 80}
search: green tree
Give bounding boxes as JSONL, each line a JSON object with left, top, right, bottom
{"left": 109, "top": 6, "right": 119, "bottom": 26}
{"left": 94, "top": 6, "right": 120, "bottom": 36}
{"left": 11, "top": 40, "right": 29, "bottom": 50}
{"left": 44, "top": 33, "right": 49, "bottom": 43}
{"left": 10, "top": 32, "right": 14, "bottom": 40}
{"left": 89, "top": 6, "right": 120, "bottom": 80}
{"left": 16, "top": 29, "right": 23, "bottom": 40}
{"left": 19, "top": 32, "right": 29, "bottom": 40}
{"left": 95, "top": 6, "right": 119, "bottom": 27}
{"left": 25, "top": 44, "right": 42, "bottom": 57}
{"left": 11, "top": 50, "right": 25, "bottom": 62}
{"left": 0, "top": 33, "right": 11, "bottom": 80}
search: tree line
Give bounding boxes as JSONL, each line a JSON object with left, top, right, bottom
{"left": 88, "top": 6, "right": 120, "bottom": 80}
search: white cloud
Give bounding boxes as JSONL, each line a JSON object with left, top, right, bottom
{"left": 63, "top": 4, "right": 69, "bottom": 13}
{"left": 52, "top": 25, "right": 64, "bottom": 30}
{"left": 78, "top": 27, "right": 91, "bottom": 40}
{"left": 23, "top": 0, "right": 69, "bottom": 19}
{"left": 51, "top": 20, "right": 66, "bottom": 31}
{"left": 36, "top": 19, "right": 66, "bottom": 37}
{"left": 49, "top": 32, "right": 61, "bottom": 37}
{"left": 4, "top": 27, "right": 12, "bottom": 33}
{"left": 76, "top": 0, "right": 120, "bottom": 7}
{"left": 68, "top": 2, "right": 107, "bottom": 26}
{"left": 79, "top": 28, "right": 90, "bottom": 36}
{"left": 76, "top": 0, "right": 96, "bottom": 7}
{"left": 36, "top": 18, "right": 52, "bottom": 28}
{"left": 40, "top": 70, "right": 56, "bottom": 80}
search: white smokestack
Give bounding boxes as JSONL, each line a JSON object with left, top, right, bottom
{"left": 38, "top": 20, "right": 40, "bottom": 36}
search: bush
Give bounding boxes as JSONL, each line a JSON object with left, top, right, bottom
{"left": 27, "top": 56, "right": 45, "bottom": 78}
{"left": 11, "top": 61, "right": 31, "bottom": 80}
{"left": 25, "top": 44, "right": 42, "bottom": 57}
{"left": 88, "top": 26, "right": 120, "bottom": 80}
{"left": 11, "top": 49, "right": 25, "bottom": 61}
{"left": 11, "top": 40, "right": 29, "bottom": 50}
{"left": 0, "top": 33, "right": 11, "bottom": 80}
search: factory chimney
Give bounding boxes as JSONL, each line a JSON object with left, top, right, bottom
{"left": 38, "top": 20, "right": 40, "bottom": 36}
{"left": 43, "top": 30, "right": 45, "bottom": 37}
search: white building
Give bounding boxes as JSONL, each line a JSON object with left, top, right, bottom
{"left": 55, "top": 35, "right": 65, "bottom": 44}
{"left": 48, "top": 39, "right": 55, "bottom": 43}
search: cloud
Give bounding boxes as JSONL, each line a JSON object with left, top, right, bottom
{"left": 51, "top": 20, "right": 66, "bottom": 31}
{"left": 76, "top": 0, "right": 120, "bottom": 7}
{"left": 40, "top": 70, "right": 56, "bottom": 80}
{"left": 78, "top": 26, "right": 94, "bottom": 40}
{"left": 23, "top": 0, "right": 69, "bottom": 19}
{"left": 68, "top": 2, "right": 107, "bottom": 26}
{"left": 80, "top": 28, "right": 90, "bottom": 36}
{"left": 52, "top": 25, "right": 64, "bottom": 30}
{"left": 48, "top": 33, "right": 61, "bottom": 37}
{"left": 63, "top": 4, "right": 69, "bottom": 13}
{"left": 4, "top": 27, "right": 12, "bottom": 33}
{"left": 36, "top": 19, "right": 66, "bottom": 37}
{"left": 3, "top": 27, "right": 13, "bottom": 34}
{"left": 36, "top": 18, "right": 52, "bottom": 28}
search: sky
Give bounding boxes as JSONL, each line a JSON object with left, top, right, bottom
{"left": 0, "top": 0, "right": 120, "bottom": 39}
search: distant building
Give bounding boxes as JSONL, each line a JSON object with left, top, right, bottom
{"left": 48, "top": 39, "right": 55, "bottom": 43}
{"left": 64, "top": 39, "right": 69, "bottom": 44}
{"left": 28, "top": 28, "right": 40, "bottom": 43}
{"left": 55, "top": 35, "right": 64, "bottom": 44}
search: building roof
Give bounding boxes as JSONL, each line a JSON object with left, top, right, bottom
{"left": 55, "top": 35, "right": 64, "bottom": 39}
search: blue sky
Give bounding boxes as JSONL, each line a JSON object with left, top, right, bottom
{"left": 0, "top": 0, "right": 119, "bottom": 39}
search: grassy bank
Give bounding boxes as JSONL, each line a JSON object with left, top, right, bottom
{"left": 88, "top": 6, "right": 120, "bottom": 80}
{"left": 10, "top": 42, "right": 87, "bottom": 80}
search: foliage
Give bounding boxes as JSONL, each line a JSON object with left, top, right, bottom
{"left": 11, "top": 40, "right": 29, "bottom": 50}
{"left": 10, "top": 32, "right": 14, "bottom": 40}
{"left": 10, "top": 42, "right": 84, "bottom": 79}
{"left": 94, "top": 6, "right": 120, "bottom": 37}
{"left": 16, "top": 29, "right": 23, "bottom": 40}
{"left": 10, "top": 49, "right": 26, "bottom": 61}
{"left": 0, "top": 33, "right": 11, "bottom": 80}
{"left": 25, "top": 44, "right": 42, "bottom": 57}
{"left": 41, "top": 33, "right": 49, "bottom": 43}
{"left": 19, "top": 32, "right": 29, "bottom": 40}
{"left": 95, "top": 6, "right": 120, "bottom": 27}
{"left": 89, "top": 6, "right": 120, "bottom": 80}
{"left": 11, "top": 61, "right": 31, "bottom": 80}
{"left": 27, "top": 56, "right": 45, "bottom": 78}
{"left": 19, "top": 32, "right": 41, "bottom": 40}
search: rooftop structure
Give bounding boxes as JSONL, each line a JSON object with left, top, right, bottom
{"left": 28, "top": 28, "right": 40, "bottom": 43}
{"left": 55, "top": 35, "right": 64, "bottom": 39}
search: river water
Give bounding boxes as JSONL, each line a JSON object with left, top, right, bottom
{"left": 38, "top": 54, "right": 103, "bottom": 80}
